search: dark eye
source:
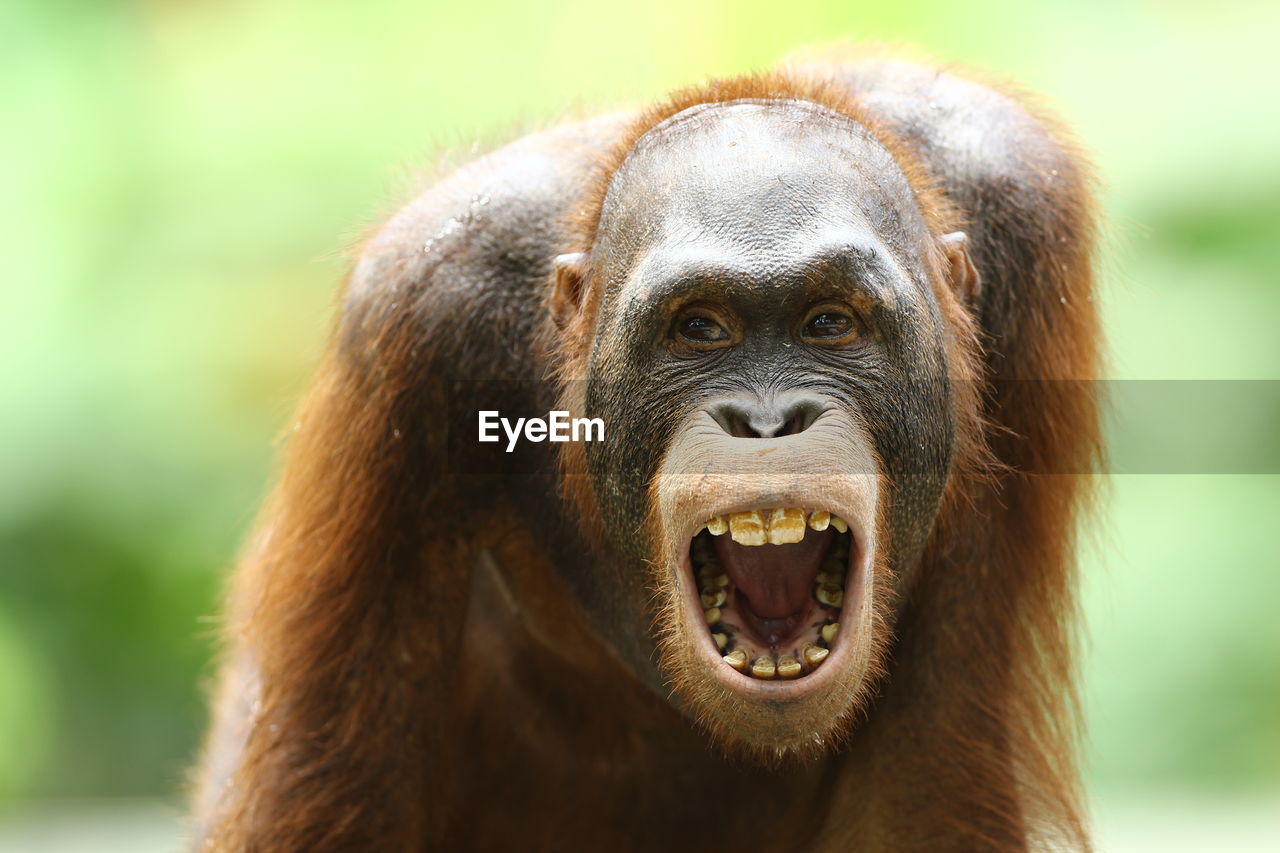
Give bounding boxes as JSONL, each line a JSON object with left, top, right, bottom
{"left": 677, "top": 314, "right": 730, "bottom": 344}
{"left": 804, "top": 311, "right": 855, "bottom": 340}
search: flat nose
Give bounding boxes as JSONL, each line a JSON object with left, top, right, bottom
{"left": 708, "top": 393, "right": 826, "bottom": 438}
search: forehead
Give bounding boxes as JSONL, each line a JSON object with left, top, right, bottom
{"left": 595, "top": 100, "right": 930, "bottom": 294}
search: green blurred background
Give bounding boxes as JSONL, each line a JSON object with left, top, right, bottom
{"left": 1, "top": 0, "right": 1277, "bottom": 849}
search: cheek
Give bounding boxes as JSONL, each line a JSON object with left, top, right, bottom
{"left": 860, "top": 371, "right": 956, "bottom": 571}
{"left": 581, "top": 359, "right": 676, "bottom": 560}
{"left": 832, "top": 310, "right": 955, "bottom": 567}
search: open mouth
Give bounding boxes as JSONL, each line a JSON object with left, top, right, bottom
{"left": 689, "top": 508, "right": 854, "bottom": 681}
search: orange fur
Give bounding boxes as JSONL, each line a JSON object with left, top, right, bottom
{"left": 193, "top": 53, "right": 1100, "bottom": 852}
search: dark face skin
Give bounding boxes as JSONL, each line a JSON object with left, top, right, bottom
{"left": 570, "top": 100, "right": 960, "bottom": 752}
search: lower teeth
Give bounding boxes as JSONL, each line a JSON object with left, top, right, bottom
{"left": 693, "top": 523, "right": 849, "bottom": 679}
{"left": 776, "top": 655, "right": 802, "bottom": 679}
{"left": 751, "top": 657, "right": 777, "bottom": 679}
{"left": 803, "top": 643, "right": 829, "bottom": 667}
{"left": 724, "top": 648, "right": 750, "bottom": 672}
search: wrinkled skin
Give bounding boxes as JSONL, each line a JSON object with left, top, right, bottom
{"left": 192, "top": 55, "right": 1100, "bottom": 852}
{"left": 583, "top": 98, "right": 954, "bottom": 628}
{"left": 567, "top": 101, "right": 965, "bottom": 748}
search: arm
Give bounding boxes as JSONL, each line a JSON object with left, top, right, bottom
{"left": 191, "top": 114, "right": 629, "bottom": 851}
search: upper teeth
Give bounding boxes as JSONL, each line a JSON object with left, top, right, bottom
{"left": 727, "top": 511, "right": 766, "bottom": 546}
{"left": 692, "top": 508, "right": 854, "bottom": 682}
{"left": 703, "top": 508, "right": 850, "bottom": 546}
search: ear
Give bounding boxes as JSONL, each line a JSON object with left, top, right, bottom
{"left": 551, "top": 252, "right": 588, "bottom": 329}
{"left": 940, "top": 232, "right": 980, "bottom": 303}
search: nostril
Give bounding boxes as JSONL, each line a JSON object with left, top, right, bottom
{"left": 708, "top": 401, "right": 762, "bottom": 438}
{"left": 779, "top": 397, "right": 824, "bottom": 436}
{"left": 708, "top": 395, "right": 826, "bottom": 439}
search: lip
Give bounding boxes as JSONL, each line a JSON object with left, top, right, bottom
{"left": 666, "top": 489, "right": 877, "bottom": 701}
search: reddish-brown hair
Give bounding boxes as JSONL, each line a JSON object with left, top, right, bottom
{"left": 195, "top": 56, "right": 1100, "bottom": 851}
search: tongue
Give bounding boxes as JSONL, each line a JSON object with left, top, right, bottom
{"left": 714, "top": 528, "right": 833, "bottom": 618}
